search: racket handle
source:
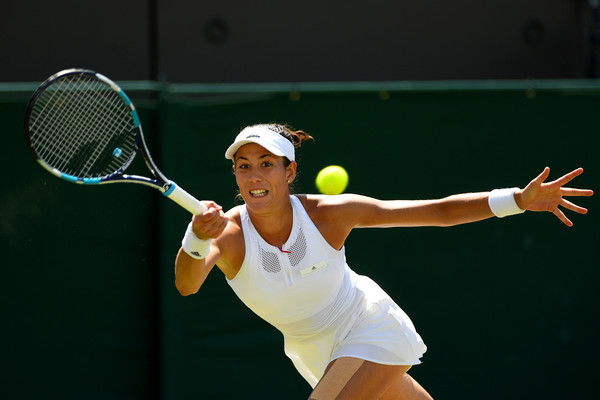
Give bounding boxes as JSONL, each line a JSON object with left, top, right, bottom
{"left": 163, "top": 181, "right": 208, "bottom": 215}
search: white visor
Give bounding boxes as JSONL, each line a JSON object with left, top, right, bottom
{"left": 224, "top": 126, "right": 295, "bottom": 162}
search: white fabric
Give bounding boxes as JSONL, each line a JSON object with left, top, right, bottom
{"left": 227, "top": 196, "right": 426, "bottom": 387}
{"left": 181, "top": 222, "right": 212, "bottom": 259}
{"left": 488, "top": 187, "right": 525, "bottom": 218}
{"left": 224, "top": 125, "right": 295, "bottom": 161}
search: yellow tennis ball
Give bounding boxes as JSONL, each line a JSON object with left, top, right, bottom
{"left": 315, "top": 165, "right": 349, "bottom": 195}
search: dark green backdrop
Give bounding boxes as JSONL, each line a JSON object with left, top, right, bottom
{"left": 2, "top": 80, "right": 598, "bottom": 399}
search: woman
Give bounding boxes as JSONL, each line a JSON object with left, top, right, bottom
{"left": 174, "top": 123, "right": 593, "bottom": 400}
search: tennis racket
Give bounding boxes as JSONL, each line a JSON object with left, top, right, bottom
{"left": 23, "top": 68, "right": 207, "bottom": 215}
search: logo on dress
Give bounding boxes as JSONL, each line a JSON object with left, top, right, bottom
{"left": 300, "top": 261, "right": 327, "bottom": 278}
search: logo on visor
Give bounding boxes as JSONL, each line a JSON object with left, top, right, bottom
{"left": 245, "top": 134, "right": 260, "bottom": 139}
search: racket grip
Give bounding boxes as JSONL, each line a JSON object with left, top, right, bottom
{"left": 163, "top": 181, "right": 208, "bottom": 215}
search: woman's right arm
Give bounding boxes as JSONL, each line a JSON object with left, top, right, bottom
{"left": 175, "top": 246, "right": 220, "bottom": 296}
{"left": 174, "top": 201, "right": 230, "bottom": 296}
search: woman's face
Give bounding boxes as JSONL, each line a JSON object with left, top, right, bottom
{"left": 233, "top": 143, "right": 296, "bottom": 210}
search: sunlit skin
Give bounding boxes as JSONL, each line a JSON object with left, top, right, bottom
{"left": 232, "top": 143, "right": 298, "bottom": 247}
{"left": 514, "top": 167, "right": 591, "bottom": 227}
{"left": 173, "top": 140, "right": 593, "bottom": 400}
{"left": 175, "top": 161, "right": 593, "bottom": 293}
{"left": 234, "top": 144, "right": 295, "bottom": 215}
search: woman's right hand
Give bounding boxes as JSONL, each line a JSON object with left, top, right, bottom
{"left": 191, "top": 201, "right": 229, "bottom": 240}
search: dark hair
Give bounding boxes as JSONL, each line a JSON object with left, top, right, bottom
{"left": 263, "top": 123, "right": 314, "bottom": 148}
{"left": 254, "top": 123, "right": 314, "bottom": 165}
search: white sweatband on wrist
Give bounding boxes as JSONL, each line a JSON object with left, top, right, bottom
{"left": 488, "top": 188, "right": 526, "bottom": 218}
{"left": 181, "top": 222, "right": 212, "bottom": 259}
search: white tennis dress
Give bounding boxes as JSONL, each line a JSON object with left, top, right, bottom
{"left": 227, "top": 195, "right": 426, "bottom": 388}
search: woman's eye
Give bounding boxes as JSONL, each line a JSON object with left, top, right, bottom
{"left": 262, "top": 162, "right": 272, "bottom": 167}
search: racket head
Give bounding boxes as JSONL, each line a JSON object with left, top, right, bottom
{"left": 24, "top": 69, "right": 140, "bottom": 184}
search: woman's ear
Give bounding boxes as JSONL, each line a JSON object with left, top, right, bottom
{"left": 286, "top": 161, "right": 297, "bottom": 183}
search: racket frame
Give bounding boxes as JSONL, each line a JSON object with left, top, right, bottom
{"left": 24, "top": 68, "right": 207, "bottom": 214}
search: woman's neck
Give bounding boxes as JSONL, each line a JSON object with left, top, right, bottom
{"left": 247, "top": 197, "right": 294, "bottom": 248}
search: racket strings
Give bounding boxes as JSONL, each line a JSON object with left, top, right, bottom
{"left": 75, "top": 83, "right": 129, "bottom": 175}
{"left": 32, "top": 77, "right": 96, "bottom": 164}
{"left": 49, "top": 78, "right": 132, "bottom": 175}
{"left": 31, "top": 77, "right": 106, "bottom": 173}
{"left": 31, "top": 80, "right": 79, "bottom": 167}
{"left": 43, "top": 80, "right": 101, "bottom": 171}
{"left": 28, "top": 74, "right": 137, "bottom": 178}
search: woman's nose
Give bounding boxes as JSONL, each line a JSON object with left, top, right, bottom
{"left": 249, "top": 171, "right": 263, "bottom": 182}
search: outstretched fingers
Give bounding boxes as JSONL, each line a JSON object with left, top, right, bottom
{"left": 531, "top": 166, "right": 551, "bottom": 186}
{"left": 560, "top": 187, "right": 594, "bottom": 198}
{"left": 553, "top": 207, "right": 573, "bottom": 227}
{"left": 523, "top": 167, "right": 593, "bottom": 226}
{"left": 551, "top": 167, "right": 584, "bottom": 187}
{"left": 560, "top": 198, "right": 588, "bottom": 214}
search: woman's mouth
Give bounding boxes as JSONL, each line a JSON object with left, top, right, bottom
{"left": 250, "top": 189, "right": 268, "bottom": 197}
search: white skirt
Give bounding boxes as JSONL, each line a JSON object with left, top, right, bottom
{"left": 282, "top": 272, "right": 427, "bottom": 388}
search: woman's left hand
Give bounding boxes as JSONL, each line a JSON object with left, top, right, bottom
{"left": 515, "top": 167, "right": 594, "bottom": 226}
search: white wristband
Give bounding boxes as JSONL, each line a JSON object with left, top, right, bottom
{"left": 488, "top": 188, "right": 526, "bottom": 218}
{"left": 181, "top": 222, "right": 212, "bottom": 259}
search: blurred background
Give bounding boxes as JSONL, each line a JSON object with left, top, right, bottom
{"left": 1, "top": 1, "right": 598, "bottom": 399}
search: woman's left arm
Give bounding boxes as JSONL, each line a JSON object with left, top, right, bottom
{"left": 339, "top": 167, "right": 593, "bottom": 228}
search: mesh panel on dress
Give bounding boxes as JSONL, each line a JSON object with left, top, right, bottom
{"left": 287, "top": 228, "right": 307, "bottom": 267}
{"left": 260, "top": 246, "right": 281, "bottom": 273}
{"left": 258, "top": 228, "right": 307, "bottom": 273}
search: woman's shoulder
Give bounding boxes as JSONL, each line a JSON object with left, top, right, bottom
{"left": 225, "top": 204, "right": 244, "bottom": 218}
{"left": 211, "top": 205, "right": 243, "bottom": 248}
{"left": 295, "top": 194, "right": 364, "bottom": 250}
{"left": 214, "top": 205, "right": 245, "bottom": 277}
{"left": 295, "top": 194, "right": 323, "bottom": 217}
{"left": 297, "top": 193, "right": 366, "bottom": 211}
{"left": 296, "top": 193, "right": 364, "bottom": 222}
{"left": 222, "top": 205, "right": 244, "bottom": 234}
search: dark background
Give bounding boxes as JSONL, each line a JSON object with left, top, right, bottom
{"left": 2, "top": 0, "right": 600, "bottom": 82}
{"left": 1, "top": 1, "right": 599, "bottom": 399}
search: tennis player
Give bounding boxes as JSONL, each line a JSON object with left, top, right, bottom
{"left": 174, "top": 123, "right": 593, "bottom": 400}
